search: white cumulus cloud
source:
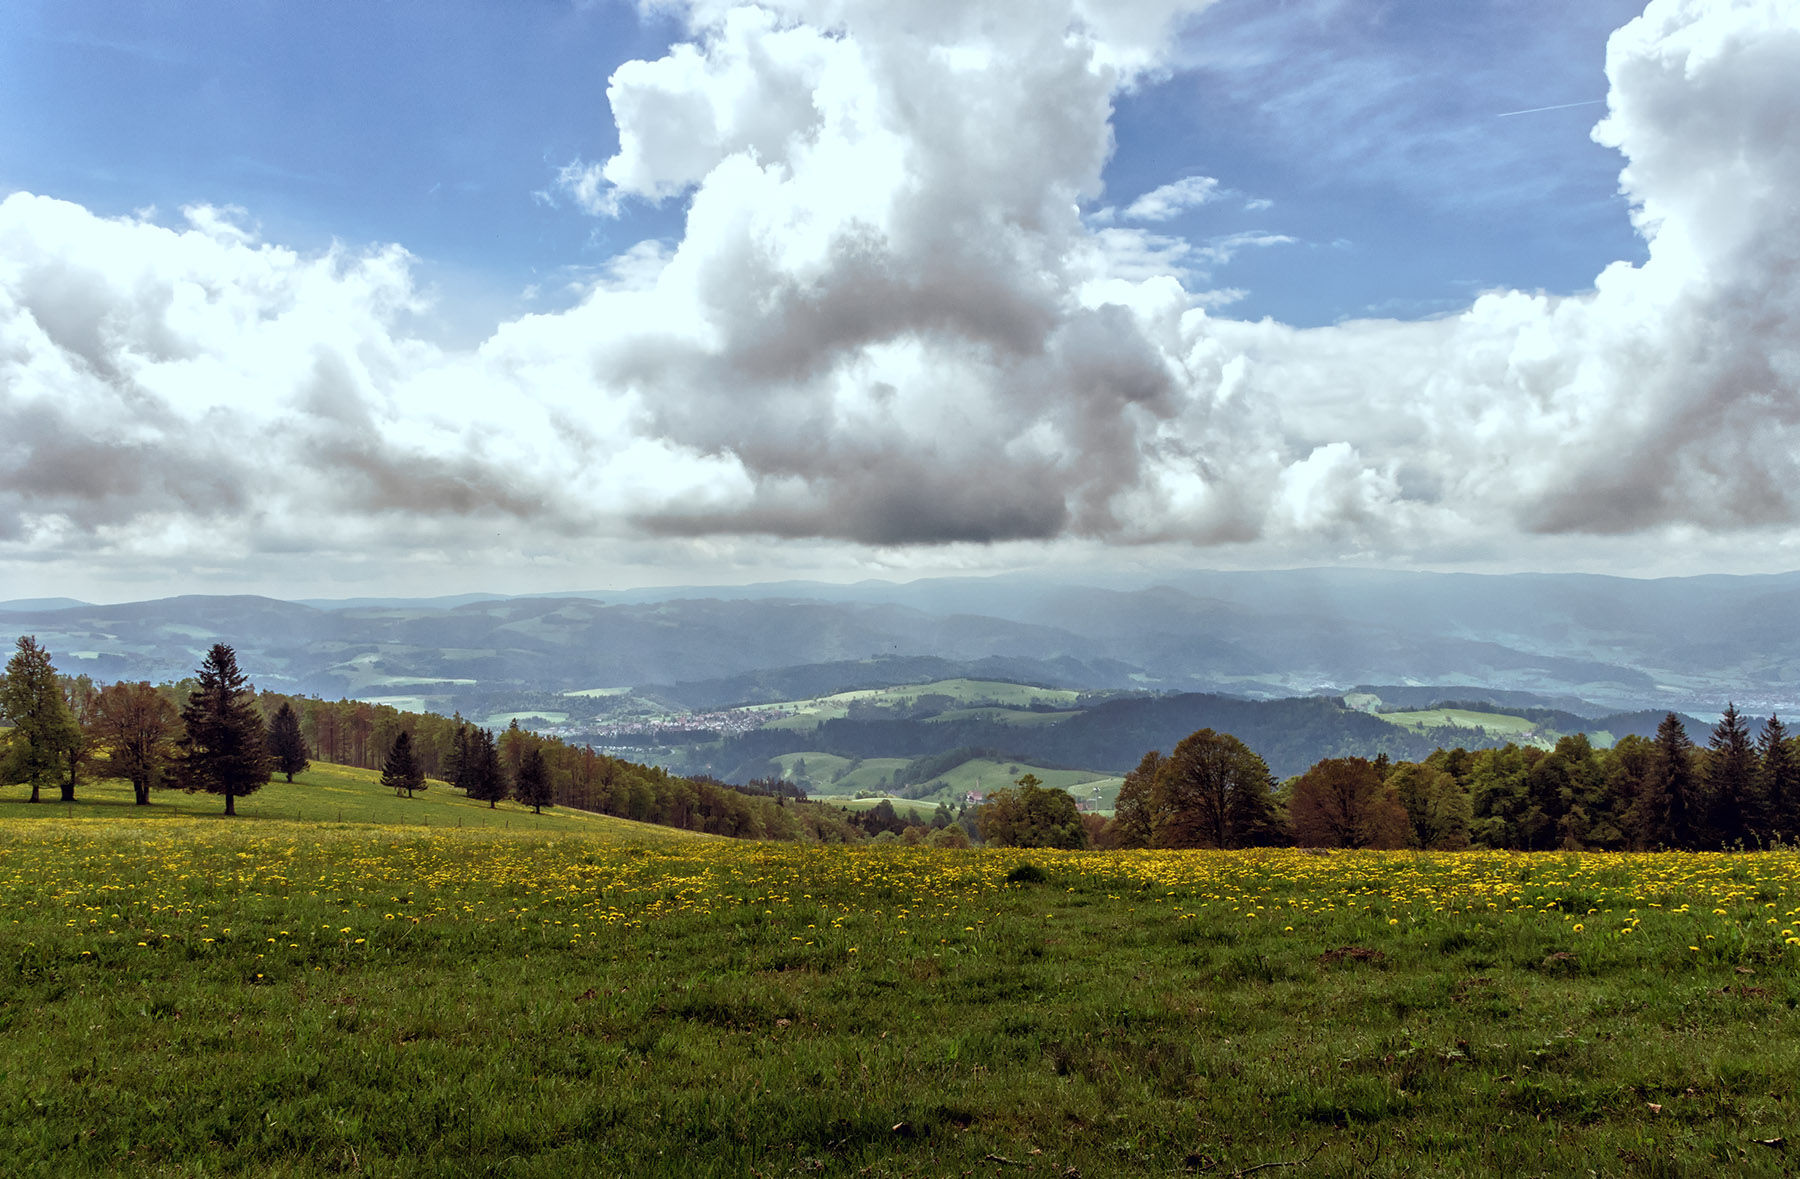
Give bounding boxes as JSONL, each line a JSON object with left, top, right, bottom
{"left": 2, "top": 0, "right": 1799, "bottom": 595}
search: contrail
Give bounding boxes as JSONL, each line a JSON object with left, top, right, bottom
{"left": 1495, "top": 99, "right": 1604, "bottom": 118}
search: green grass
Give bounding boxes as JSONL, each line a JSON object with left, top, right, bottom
{"left": 768, "top": 753, "right": 913, "bottom": 794}
{"left": 482, "top": 710, "right": 570, "bottom": 727}
{"left": 807, "top": 794, "right": 941, "bottom": 820}
{"left": 0, "top": 764, "right": 693, "bottom": 836}
{"left": 1380, "top": 708, "right": 1547, "bottom": 740}
{"left": 917, "top": 757, "right": 1116, "bottom": 798}
{"left": 4, "top": 831, "right": 1800, "bottom": 1177}
{"left": 750, "top": 679, "right": 1083, "bottom": 731}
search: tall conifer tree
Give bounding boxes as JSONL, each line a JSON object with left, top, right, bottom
{"left": 1758, "top": 714, "right": 1797, "bottom": 842}
{"left": 267, "top": 701, "right": 310, "bottom": 782}
{"left": 0, "top": 636, "right": 81, "bottom": 803}
{"left": 515, "top": 747, "right": 553, "bottom": 814}
{"left": 1706, "top": 702, "right": 1758, "bottom": 846}
{"left": 1651, "top": 713, "right": 1697, "bottom": 848}
{"left": 466, "top": 728, "right": 508, "bottom": 808}
{"left": 1, "top": 640, "right": 81, "bottom": 806}
{"left": 381, "top": 731, "right": 426, "bottom": 798}
{"left": 175, "top": 644, "right": 272, "bottom": 816}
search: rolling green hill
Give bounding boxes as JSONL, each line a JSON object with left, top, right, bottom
{"left": 0, "top": 763, "right": 709, "bottom": 840}
{"left": 749, "top": 678, "right": 1083, "bottom": 732}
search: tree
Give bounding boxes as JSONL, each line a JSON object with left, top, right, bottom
{"left": 1108, "top": 750, "right": 1161, "bottom": 849}
{"left": 1387, "top": 762, "right": 1469, "bottom": 849}
{"left": 1290, "top": 757, "right": 1408, "bottom": 849}
{"left": 175, "top": 644, "right": 272, "bottom": 816}
{"left": 515, "top": 747, "right": 553, "bottom": 814}
{"left": 381, "top": 731, "right": 427, "bottom": 798}
{"left": 465, "top": 728, "right": 508, "bottom": 808}
{"left": 267, "top": 701, "right": 310, "bottom": 782}
{"left": 445, "top": 719, "right": 470, "bottom": 791}
{"left": 59, "top": 674, "right": 99, "bottom": 802}
{"left": 975, "top": 774, "right": 1087, "bottom": 849}
{"left": 1705, "top": 703, "right": 1759, "bottom": 846}
{"left": 92, "top": 682, "right": 178, "bottom": 805}
{"left": 1151, "top": 729, "right": 1282, "bottom": 849}
{"left": 1758, "top": 715, "right": 1797, "bottom": 843}
{"left": 1650, "top": 713, "right": 1698, "bottom": 848}
{"left": 0, "top": 636, "right": 81, "bottom": 803}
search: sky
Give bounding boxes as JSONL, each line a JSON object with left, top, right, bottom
{"left": 1, "top": 0, "right": 1796, "bottom": 600}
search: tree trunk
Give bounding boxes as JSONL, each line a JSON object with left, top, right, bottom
{"left": 29, "top": 782, "right": 40, "bottom": 802}
{"left": 225, "top": 787, "right": 236, "bottom": 817}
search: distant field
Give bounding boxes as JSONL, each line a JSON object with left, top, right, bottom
{"left": 808, "top": 794, "right": 941, "bottom": 820}
{"left": 768, "top": 753, "right": 914, "bottom": 795}
{"left": 769, "top": 751, "right": 1119, "bottom": 812}
{"left": 750, "top": 678, "right": 1082, "bottom": 731}
{"left": 359, "top": 694, "right": 434, "bottom": 714}
{"left": 482, "top": 710, "right": 570, "bottom": 728}
{"left": 1380, "top": 708, "right": 1543, "bottom": 737}
{"left": 5, "top": 829, "right": 1798, "bottom": 1177}
{"left": 562, "top": 686, "right": 633, "bottom": 698}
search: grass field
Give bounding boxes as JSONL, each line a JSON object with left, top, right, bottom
{"left": 0, "top": 764, "right": 672, "bottom": 835}
{"left": 6, "top": 787, "right": 1800, "bottom": 1176}
{"left": 1379, "top": 708, "right": 1549, "bottom": 742}
{"left": 914, "top": 758, "right": 1123, "bottom": 809}
{"left": 806, "top": 794, "right": 942, "bottom": 820}
{"left": 767, "top": 752, "right": 915, "bottom": 795}
{"left": 750, "top": 679, "right": 1083, "bottom": 732}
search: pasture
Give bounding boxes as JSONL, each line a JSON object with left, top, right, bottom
{"left": 1378, "top": 708, "right": 1549, "bottom": 743}
{"left": 3, "top": 797, "right": 1798, "bottom": 1176}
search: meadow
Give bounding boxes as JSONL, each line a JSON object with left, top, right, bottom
{"left": 4, "top": 779, "right": 1800, "bottom": 1176}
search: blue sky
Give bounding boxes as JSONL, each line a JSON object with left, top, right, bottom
{"left": 3, "top": 0, "right": 1795, "bottom": 599}
{"left": 1, "top": 0, "right": 1645, "bottom": 335}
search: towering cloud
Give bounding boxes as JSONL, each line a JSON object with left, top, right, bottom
{"left": 1, "top": 0, "right": 1797, "bottom": 588}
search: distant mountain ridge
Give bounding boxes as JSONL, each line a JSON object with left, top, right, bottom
{"left": 3, "top": 568, "right": 1798, "bottom": 715}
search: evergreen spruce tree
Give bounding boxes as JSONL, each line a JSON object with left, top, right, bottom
{"left": 380, "top": 731, "right": 426, "bottom": 798}
{"left": 466, "top": 728, "right": 508, "bottom": 808}
{"left": 1758, "top": 715, "right": 1797, "bottom": 843}
{"left": 267, "top": 701, "right": 310, "bottom": 782}
{"left": 1706, "top": 702, "right": 1758, "bottom": 846}
{"left": 515, "top": 747, "right": 553, "bottom": 814}
{"left": 445, "top": 717, "right": 469, "bottom": 791}
{"left": 175, "top": 644, "right": 272, "bottom": 816}
{"left": 0, "top": 636, "right": 81, "bottom": 803}
{"left": 1651, "top": 713, "right": 1697, "bottom": 848}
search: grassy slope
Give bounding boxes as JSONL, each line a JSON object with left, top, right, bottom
{"left": 752, "top": 679, "right": 1083, "bottom": 731}
{"left": 0, "top": 762, "right": 703, "bottom": 838}
{"left": 774, "top": 750, "right": 1123, "bottom": 813}
{"left": 4, "top": 833, "right": 1799, "bottom": 1177}
{"left": 916, "top": 757, "right": 1118, "bottom": 799}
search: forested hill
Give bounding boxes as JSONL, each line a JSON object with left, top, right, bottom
{"left": 702, "top": 693, "right": 1701, "bottom": 782}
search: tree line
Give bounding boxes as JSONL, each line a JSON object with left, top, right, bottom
{"left": 974, "top": 707, "right": 1800, "bottom": 853}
